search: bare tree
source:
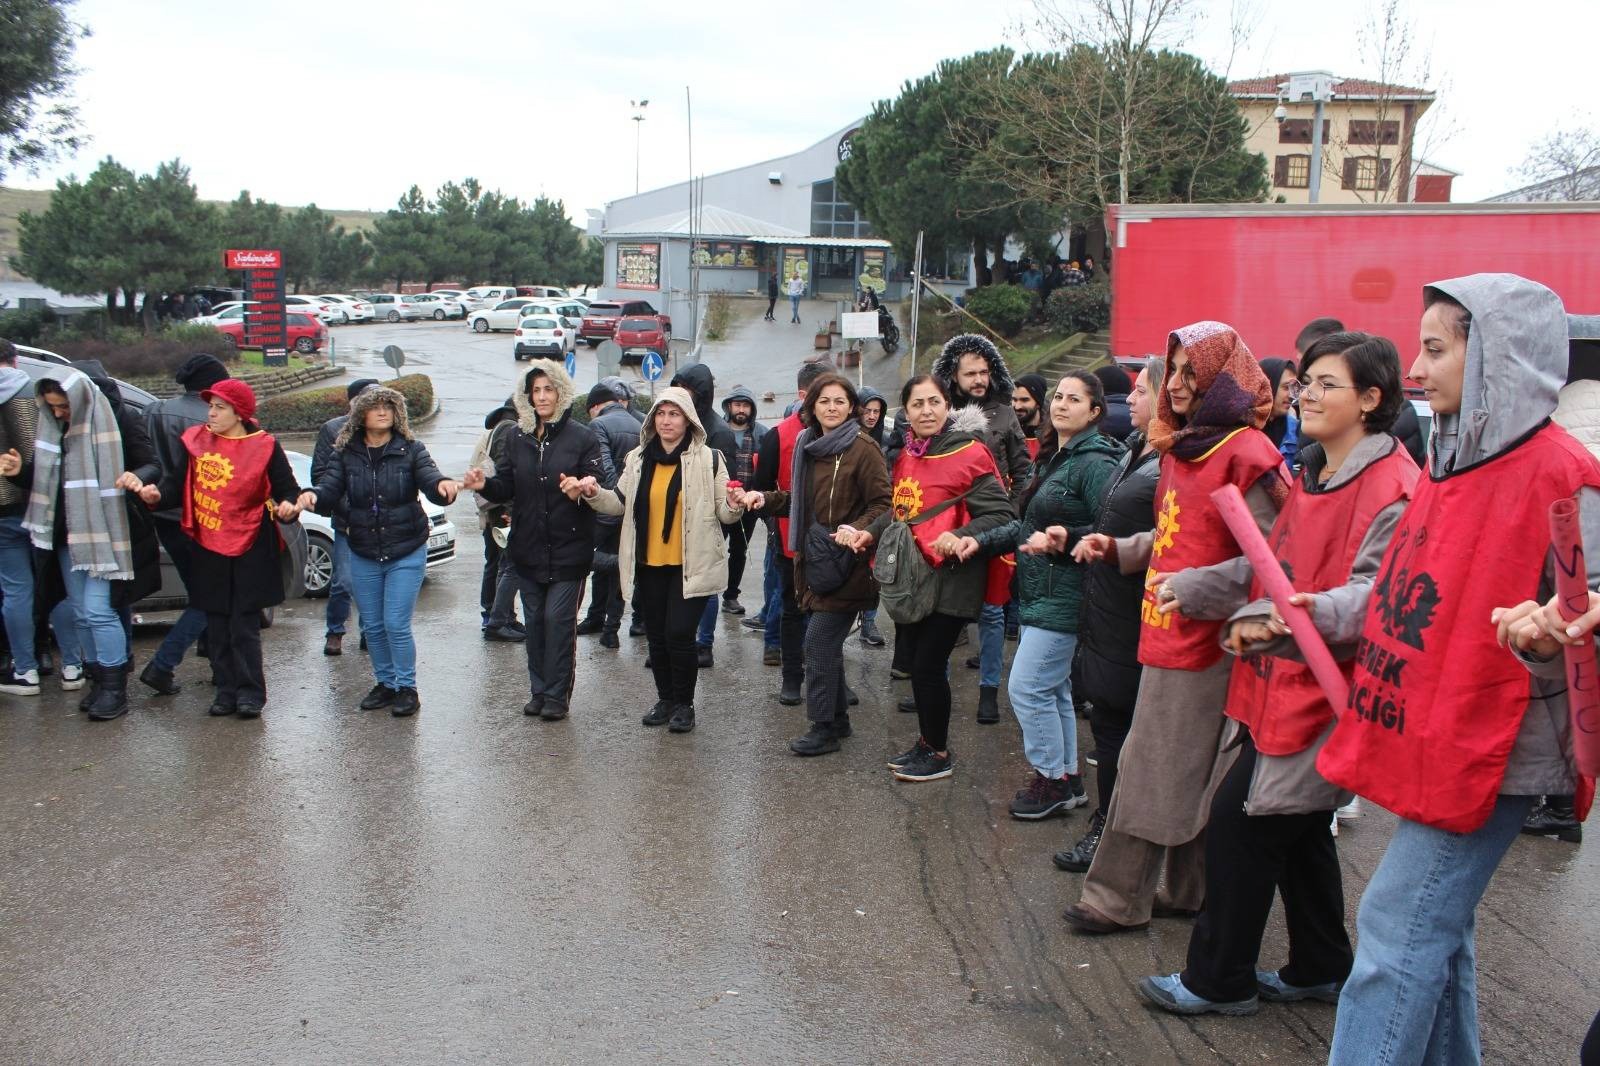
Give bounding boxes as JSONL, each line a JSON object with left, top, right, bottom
{"left": 1512, "top": 123, "right": 1600, "bottom": 200}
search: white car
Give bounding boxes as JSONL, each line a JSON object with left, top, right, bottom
{"left": 513, "top": 314, "right": 573, "bottom": 360}
{"left": 520, "top": 286, "right": 569, "bottom": 300}
{"left": 410, "top": 293, "right": 466, "bottom": 320}
{"left": 319, "top": 294, "right": 374, "bottom": 324}
{"left": 286, "top": 452, "right": 457, "bottom": 597}
{"left": 468, "top": 298, "right": 537, "bottom": 333}
{"left": 462, "top": 285, "right": 519, "bottom": 313}
{"left": 368, "top": 293, "right": 423, "bottom": 322}
{"left": 192, "top": 301, "right": 256, "bottom": 326}
{"left": 284, "top": 295, "right": 340, "bottom": 324}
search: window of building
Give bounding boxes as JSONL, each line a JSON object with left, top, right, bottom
{"left": 813, "top": 246, "right": 856, "bottom": 280}
{"left": 1348, "top": 120, "right": 1401, "bottom": 145}
{"left": 810, "top": 179, "right": 876, "bottom": 239}
{"left": 1277, "top": 118, "right": 1329, "bottom": 145}
{"left": 1342, "top": 156, "right": 1394, "bottom": 193}
{"left": 1273, "top": 154, "right": 1311, "bottom": 189}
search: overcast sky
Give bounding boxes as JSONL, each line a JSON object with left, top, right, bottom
{"left": 12, "top": 0, "right": 1595, "bottom": 220}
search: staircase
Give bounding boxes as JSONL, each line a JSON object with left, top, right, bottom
{"left": 1034, "top": 331, "right": 1110, "bottom": 382}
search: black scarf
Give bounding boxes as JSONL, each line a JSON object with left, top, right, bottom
{"left": 634, "top": 434, "right": 685, "bottom": 545}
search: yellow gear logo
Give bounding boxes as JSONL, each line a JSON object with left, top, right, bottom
{"left": 194, "top": 452, "right": 235, "bottom": 493}
{"left": 1152, "top": 488, "right": 1181, "bottom": 557}
{"left": 892, "top": 476, "right": 924, "bottom": 519}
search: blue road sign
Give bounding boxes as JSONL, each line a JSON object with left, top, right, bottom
{"left": 565, "top": 351, "right": 577, "bottom": 378}
{"left": 641, "top": 351, "right": 664, "bottom": 381}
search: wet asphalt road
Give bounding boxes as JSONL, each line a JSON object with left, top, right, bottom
{"left": 2, "top": 315, "right": 1597, "bottom": 1064}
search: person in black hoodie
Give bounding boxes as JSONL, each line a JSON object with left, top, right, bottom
{"left": 671, "top": 361, "right": 738, "bottom": 667}
{"left": 765, "top": 274, "right": 779, "bottom": 322}
{"left": 464, "top": 360, "right": 604, "bottom": 720}
{"left": 577, "top": 381, "right": 643, "bottom": 647}
{"left": 1092, "top": 364, "right": 1134, "bottom": 443}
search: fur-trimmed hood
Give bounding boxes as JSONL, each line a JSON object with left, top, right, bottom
{"left": 512, "top": 358, "right": 577, "bottom": 433}
{"left": 335, "top": 385, "right": 415, "bottom": 449}
{"left": 932, "top": 333, "right": 1015, "bottom": 404}
{"left": 950, "top": 404, "right": 991, "bottom": 435}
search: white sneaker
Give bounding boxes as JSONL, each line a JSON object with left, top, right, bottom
{"left": 1336, "top": 797, "right": 1363, "bottom": 823}
{"left": 0, "top": 668, "right": 41, "bottom": 695}
{"left": 59, "top": 663, "right": 86, "bottom": 691}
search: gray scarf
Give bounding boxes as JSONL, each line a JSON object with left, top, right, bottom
{"left": 786, "top": 418, "right": 862, "bottom": 554}
{"left": 24, "top": 370, "right": 133, "bottom": 578}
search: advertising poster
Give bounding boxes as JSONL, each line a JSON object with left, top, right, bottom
{"left": 858, "top": 248, "right": 887, "bottom": 293}
{"left": 617, "top": 242, "right": 660, "bottom": 290}
{"left": 782, "top": 247, "right": 809, "bottom": 286}
{"left": 691, "top": 241, "right": 759, "bottom": 268}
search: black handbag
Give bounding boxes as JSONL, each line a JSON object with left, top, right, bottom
{"left": 803, "top": 520, "right": 857, "bottom": 595}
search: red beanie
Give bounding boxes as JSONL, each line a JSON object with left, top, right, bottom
{"left": 201, "top": 379, "right": 258, "bottom": 422}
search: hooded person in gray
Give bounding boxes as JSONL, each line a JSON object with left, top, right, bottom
{"left": 719, "top": 384, "right": 766, "bottom": 613}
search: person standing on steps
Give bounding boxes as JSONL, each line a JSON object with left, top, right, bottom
{"left": 719, "top": 385, "right": 766, "bottom": 617}
{"left": 577, "top": 381, "right": 642, "bottom": 649}
{"left": 765, "top": 274, "right": 779, "bottom": 322}
{"left": 742, "top": 374, "right": 891, "bottom": 756}
{"left": 787, "top": 271, "right": 805, "bottom": 324}
{"left": 302, "top": 386, "right": 461, "bottom": 718}
{"left": 564, "top": 387, "right": 748, "bottom": 735}
{"left": 311, "top": 378, "right": 382, "bottom": 656}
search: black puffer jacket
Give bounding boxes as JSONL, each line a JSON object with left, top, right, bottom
{"left": 311, "top": 414, "right": 351, "bottom": 533}
{"left": 313, "top": 437, "right": 448, "bottom": 562}
{"left": 671, "top": 362, "right": 738, "bottom": 473}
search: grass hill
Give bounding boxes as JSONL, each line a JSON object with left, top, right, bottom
{"left": 0, "top": 185, "right": 381, "bottom": 282}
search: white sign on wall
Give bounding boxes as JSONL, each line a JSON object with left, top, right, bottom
{"left": 841, "top": 312, "right": 879, "bottom": 339}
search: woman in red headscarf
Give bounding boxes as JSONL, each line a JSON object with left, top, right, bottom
{"left": 140, "top": 379, "right": 303, "bottom": 720}
{"left": 1062, "top": 321, "right": 1287, "bottom": 935}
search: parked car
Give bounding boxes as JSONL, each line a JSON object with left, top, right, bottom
{"left": 283, "top": 295, "right": 341, "bottom": 324}
{"left": 523, "top": 299, "right": 587, "bottom": 327}
{"left": 467, "top": 298, "right": 537, "bottom": 333}
{"left": 192, "top": 301, "right": 257, "bottom": 326}
{"left": 285, "top": 452, "right": 456, "bottom": 598}
{"left": 216, "top": 312, "right": 329, "bottom": 353}
{"left": 410, "top": 292, "right": 466, "bottom": 320}
{"left": 579, "top": 300, "right": 666, "bottom": 347}
{"left": 516, "top": 285, "right": 569, "bottom": 299}
{"left": 368, "top": 293, "right": 423, "bottom": 322}
{"left": 462, "top": 286, "right": 519, "bottom": 313}
{"left": 512, "top": 315, "right": 572, "bottom": 361}
{"left": 319, "top": 294, "right": 374, "bottom": 324}
{"left": 614, "top": 315, "right": 671, "bottom": 363}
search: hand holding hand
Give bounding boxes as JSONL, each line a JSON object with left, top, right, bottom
{"left": 274, "top": 499, "right": 300, "bottom": 522}
{"left": 0, "top": 448, "right": 20, "bottom": 477}
{"left": 437, "top": 480, "right": 460, "bottom": 504}
{"left": 931, "top": 531, "right": 963, "bottom": 560}
{"left": 1226, "top": 618, "right": 1277, "bottom": 654}
{"left": 137, "top": 484, "right": 161, "bottom": 507}
{"left": 1147, "top": 571, "right": 1184, "bottom": 616}
{"left": 1020, "top": 531, "right": 1051, "bottom": 556}
{"left": 1493, "top": 589, "right": 1600, "bottom": 657}
{"left": 837, "top": 527, "right": 874, "bottom": 553}
{"left": 1073, "top": 532, "right": 1114, "bottom": 564}
{"left": 558, "top": 474, "right": 583, "bottom": 501}
{"left": 953, "top": 535, "right": 981, "bottom": 562}
{"left": 297, "top": 490, "right": 319, "bottom": 513}
{"left": 1043, "top": 525, "right": 1070, "bottom": 553}
{"left": 461, "top": 467, "right": 487, "bottom": 492}
{"left": 743, "top": 490, "right": 766, "bottom": 512}
{"left": 115, "top": 471, "right": 143, "bottom": 492}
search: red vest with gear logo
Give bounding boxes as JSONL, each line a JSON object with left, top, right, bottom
{"left": 1317, "top": 423, "right": 1600, "bottom": 832}
{"left": 181, "top": 425, "right": 276, "bottom": 558}
{"left": 774, "top": 413, "right": 803, "bottom": 558}
{"left": 1226, "top": 442, "right": 1418, "bottom": 755}
{"left": 1139, "top": 427, "right": 1286, "bottom": 671}
{"left": 891, "top": 439, "right": 1001, "bottom": 566}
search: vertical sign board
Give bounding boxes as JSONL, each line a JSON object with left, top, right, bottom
{"left": 225, "top": 249, "right": 288, "bottom": 366}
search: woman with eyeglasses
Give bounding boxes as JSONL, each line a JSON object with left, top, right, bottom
{"left": 1133, "top": 332, "right": 1418, "bottom": 1016}
{"left": 1063, "top": 321, "right": 1287, "bottom": 936}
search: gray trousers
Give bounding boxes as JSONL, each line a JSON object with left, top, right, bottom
{"left": 517, "top": 575, "right": 582, "bottom": 712}
{"left": 487, "top": 550, "right": 520, "bottom": 627}
{"left": 803, "top": 608, "right": 855, "bottom": 725}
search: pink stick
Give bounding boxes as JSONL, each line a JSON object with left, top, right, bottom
{"left": 1548, "top": 497, "right": 1600, "bottom": 776}
{"left": 1210, "top": 484, "right": 1350, "bottom": 711}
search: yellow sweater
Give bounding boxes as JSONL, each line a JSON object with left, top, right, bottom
{"left": 643, "top": 463, "right": 684, "bottom": 566}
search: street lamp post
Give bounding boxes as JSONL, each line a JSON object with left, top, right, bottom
{"left": 1277, "top": 72, "right": 1337, "bottom": 204}
{"left": 630, "top": 99, "right": 649, "bottom": 195}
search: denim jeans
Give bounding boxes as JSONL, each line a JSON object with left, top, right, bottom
{"left": 0, "top": 516, "right": 38, "bottom": 673}
{"left": 325, "top": 531, "right": 354, "bottom": 635}
{"left": 978, "top": 602, "right": 1005, "bottom": 688}
{"left": 58, "top": 548, "right": 126, "bottom": 667}
{"left": 789, "top": 294, "right": 801, "bottom": 322}
{"left": 1329, "top": 794, "right": 1536, "bottom": 1066}
{"left": 150, "top": 518, "right": 208, "bottom": 673}
{"left": 50, "top": 599, "right": 82, "bottom": 668}
{"left": 696, "top": 595, "right": 717, "bottom": 648}
{"left": 347, "top": 543, "right": 427, "bottom": 689}
{"left": 1006, "top": 626, "right": 1079, "bottom": 778}
{"left": 761, "top": 538, "right": 781, "bottom": 646}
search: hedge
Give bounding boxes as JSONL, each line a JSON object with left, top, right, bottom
{"left": 256, "top": 374, "right": 435, "bottom": 433}
{"left": 30, "top": 323, "right": 236, "bottom": 378}
{"left": 1045, "top": 281, "right": 1111, "bottom": 336}
{"left": 962, "top": 284, "right": 1034, "bottom": 339}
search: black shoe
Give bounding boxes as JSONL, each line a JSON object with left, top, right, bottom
{"left": 323, "top": 633, "right": 343, "bottom": 656}
{"left": 642, "top": 700, "right": 673, "bottom": 727}
{"left": 721, "top": 599, "right": 746, "bottom": 615}
{"left": 1010, "top": 772, "right": 1078, "bottom": 820}
{"left": 1522, "top": 800, "right": 1582, "bottom": 843}
{"left": 697, "top": 646, "right": 714, "bottom": 668}
{"left": 668, "top": 703, "right": 696, "bottom": 733}
{"left": 483, "top": 625, "right": 525, "bottom": 642}
{"left": 740, "top": 616, "right": 766, "bottom": 632}
{"left": 540, "top": 704, "right": 569, "bottom": 721}
{"left": 897, "top": 694, "right": 917, "bottom": 714}
{"left": 977, "top": 685, "right": 1000, "bottom": 724}
{"left": 235, "top": 702, "right": 263, "bottom": 720}
{"left": 522, "top": 697, "right": 545, "bottom": 717}
{"left": 359, "top": 633, "right": 367, "bottom": 652}
{"left": 846, "top": 684, "right": 859, "bottom": 707}
{"left": 86, "top": 663, "right": 130, "bottom": 721}
{"left": 0, "top": 667, "right": 41, "bottom": 696}
{"left": 892, "top": 745, "right": 953, "bottom": 782}
{"left": 1005, "top": 623, "right": 1020, "bottom": 641}
{"left": 644, "top": 655, "right": 653, "bottom": 669}
{"left": 360, "top": 684, "right": 397, "bottom": 710}
{"left": 887, "top": 737, "right": 930, "bottom": 770}
{"left": 889, "top": 666, "right": 911, "bottom": 680}
{"left": 860, "top": 618, "right": 886, "bottom": 646}
{"left": 629, "top": 621, "right": 647, "bottom": 637}
{"left": 965, "top": 654, "right": 981, "bottom": 670}
{"left": 763, "top": 646, "right": 781, "bottom": 666}
{"left": 790, "top": 722, "right": 841, "bottom": 756}
{"left": 207, "top": 699, "right": 236, "bottom": 717}
{"left": 599, "top": 631, "right": 620, "bottom": 649}
{"left": 576, "top": 618, "right": 604, "bottom": 636}
{"left": 778, "top": 680, "right": 803, "bottom": 706}
{"left": 139, "top": 661, "right": 181, "bottom": 696}
{"left": 391, "top": 687, "right": 420, "bottom": 716}
{"left": 1054, "top": 809, "right": 1106, "bottom": 871}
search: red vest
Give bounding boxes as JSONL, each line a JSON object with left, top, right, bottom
{"left": 891, "top": 438, "right": 1001, "bottom": 566}
{"left": 1139, "top": 427, "right": 1286, "bottom": 670}
{"left": 1318, "top": 423, "right": 1600, "bottom": 832}
{"left": 1226, "top": 443, "right": 1418, "bottom": 756}
{"left": 774, "top": 413, "right": 803, "bottom": 557}
{"left": 1024, "top": 434, "right": 1041, "bottom": 461}
{"left": 181, "top": 425, "right": 276, "bottom": 558}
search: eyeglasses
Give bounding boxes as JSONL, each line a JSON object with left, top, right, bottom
{"left": 1286, "top": 379, "right": 1354, "bottom": 404}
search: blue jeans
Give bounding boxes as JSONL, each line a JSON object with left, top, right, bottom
{"left": 1006, "top": 626, "right": 1079, "bottom": 778}
{"left": 325, "top": 531, "right": 354, "bottom": 635}
{"left": 789, "top": 294, "right": 801, "bottom": 321}
{"left": 50, "top": 599, "right": 82, "bottom": 667}
{"left": 978, "top": 602, "right": 1005, "bottom": 688}
{"left": 697, "top": 595, "right": 717, "bottom": 648}
{"left": 1329, "top": 794, "right": 1535, "bottom": 1066}
{"left": 0, "top": 516, "right": 38, "bottom": 673}
{"left": 150, "top": 518, "right": 208, "bottom": 673}
{"left": 347, "top": 543, "right": 426, "bottom": 689}
{"left": 59, "top": 548, "right": 126, "bottom": 667}
{"left": 761, "top": 539, "right": 781, "bottom": 647}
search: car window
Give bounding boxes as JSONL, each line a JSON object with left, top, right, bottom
{"left": 586, "top": 304, "right": 622, "bottom": 316}
{"left": 524, "top": 317, "right": 559, "bottom": 329}
{"left": 619, "top": 317, "right": 659, "bottom": 330}
{"left": 287, "top": 313, "right": 313, "bottom": 326}
{"left": 372, "top": 295, "right": 391, "bottom": 304}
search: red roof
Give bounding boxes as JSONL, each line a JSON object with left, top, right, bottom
{"left": 1228, "top": 75, "right": 1433, "bottom": 98}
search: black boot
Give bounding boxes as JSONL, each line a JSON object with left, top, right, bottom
{"left": 78, "top": 663, "right": 102, "bottom": 713}
{"left": 790, "top": 721, "right": 841, "bottom": 756}
{"left": 139, "top": 661, "right": 181, "bottom": 695}
{"left": 778, "top": 678, "right": 803, "bottom": 706}
{"left": 87, "top": 662, "right": 130, "bottom": 721}
{"left": 641, "top": 700, "right": 673, "bottom": 727}
{"left": 668, "top": 703, "right": 696, "bottom": 733}
{"left": 977, "top": 685, "right": 1000, "bottom": 724}
{"left": 1054, "top": 809, "right": 1106, "bottom": 872}
{"left": 1522, "top": 798, "right": 1582, "bottom": 843}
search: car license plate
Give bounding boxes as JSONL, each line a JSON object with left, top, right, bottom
{"left": 626, "top": 348, "right": 651, "bottom": 358}
{"left": 428, "top": 533, "right": 448, "bottom": 550}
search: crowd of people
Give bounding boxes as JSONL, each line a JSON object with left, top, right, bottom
{"left": 3, "top": 266, "right": 1598, "bottom": 1062}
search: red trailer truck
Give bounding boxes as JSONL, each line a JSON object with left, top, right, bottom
{"left": 1106, "top": 202, "right": 1600, "bottom": 357}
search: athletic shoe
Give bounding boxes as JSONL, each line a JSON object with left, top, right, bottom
{"left": 887, "top": 738, "right": 930, "bottom": 770}
{"left": 359, "top": 684, "right": 397, "bottom": 710}
{"left": 1255, "top": 970, "right": 1343, "bottom": 1004}
{"left": 391, "top": 687, "right": 420, "bottom": 717}
{"left": 59, "top": 663, "right": 86, "bottom": 692}
{"left": 892, "top": 745, "right": 954, "bottom": 782}
{"left": 1009, "top": 772, "right": 1083, "bottom": 820}
{"left": 1335, "top": 797, "right": 1362, "bottom": 823}
{"left": 721, "top": 599, "right": 745, "bottom": 615}
{"left": 642, "top": 701, "right": 673, "bottom": 727}
{"left": 1137, "top": 973, "right": 1258, "bottom": 1016}
{"left": 859, "top": 617, "right": 885, "bottom": 646}
{"left": 762, "top": 646, "right": 781, "bottom": 666}
{"left": 740, "top": 617, "right": 766, "bottom": 632}
{"left": 0, "top": 668, "right": 41, "bottom": 696}
{"left": 790, "top": 723, "right": 842, "bottom": 756}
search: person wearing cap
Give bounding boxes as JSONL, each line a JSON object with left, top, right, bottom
{"left": 311, "top": 378, "right": 381, "bottom": 656}
{"left": 139, "top": 353, "right": 232, "bottom": 695}
{"left": 138, "top": 379, "right": 304, "bottom": 720}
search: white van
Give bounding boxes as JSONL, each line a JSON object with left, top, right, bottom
{"left": 463, "top": 286, "right": 517, "bottom": 312}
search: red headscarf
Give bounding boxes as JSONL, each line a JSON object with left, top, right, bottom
{"left": 1148, "top": 320, "right": 1272, "bottom": 460}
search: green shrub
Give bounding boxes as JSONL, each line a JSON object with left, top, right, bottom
{"left": 1045, "top": 280, "right": 1111, "bottom": 336}
{"left": 704, "top": 292, "right": 734, "bottom": 341}
{"left": 962, "top": 283, "right": 1034, "bottom": 339}
{"left": 0, "top": 307, "right": 60, "bottom": 344}
{"left": 256, "top": 374, "right": 435, "bottom": 433}
{"left": 44, "top": 324, "right": 236, "bottom": 378}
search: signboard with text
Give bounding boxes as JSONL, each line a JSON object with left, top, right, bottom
{"left": 226, "top": 248, "right": 287, "bottom": 366}
{"left": 616, "top": 242, "right": 660, "bottom": 290}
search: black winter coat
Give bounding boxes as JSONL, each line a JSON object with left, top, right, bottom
{"left": 1391, "top": 402, "right": 1427, "bottom": 468}
{"left": 479, "top": 413, "right": 605, "bottom": 582}
{"left": 144, "top": 389, "right": 210, "bottom": 522}
{"left": 671, "top": 363, "right": 738, "bottom": 473}
{"left": 313, "top": 435, "right": 448, "bottom": 562}
{"left": 311, "top": 414, "right": 351, "bottom": 533}
{"left": 1099, "top": 393, "right": 1133, "bottom": 442}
